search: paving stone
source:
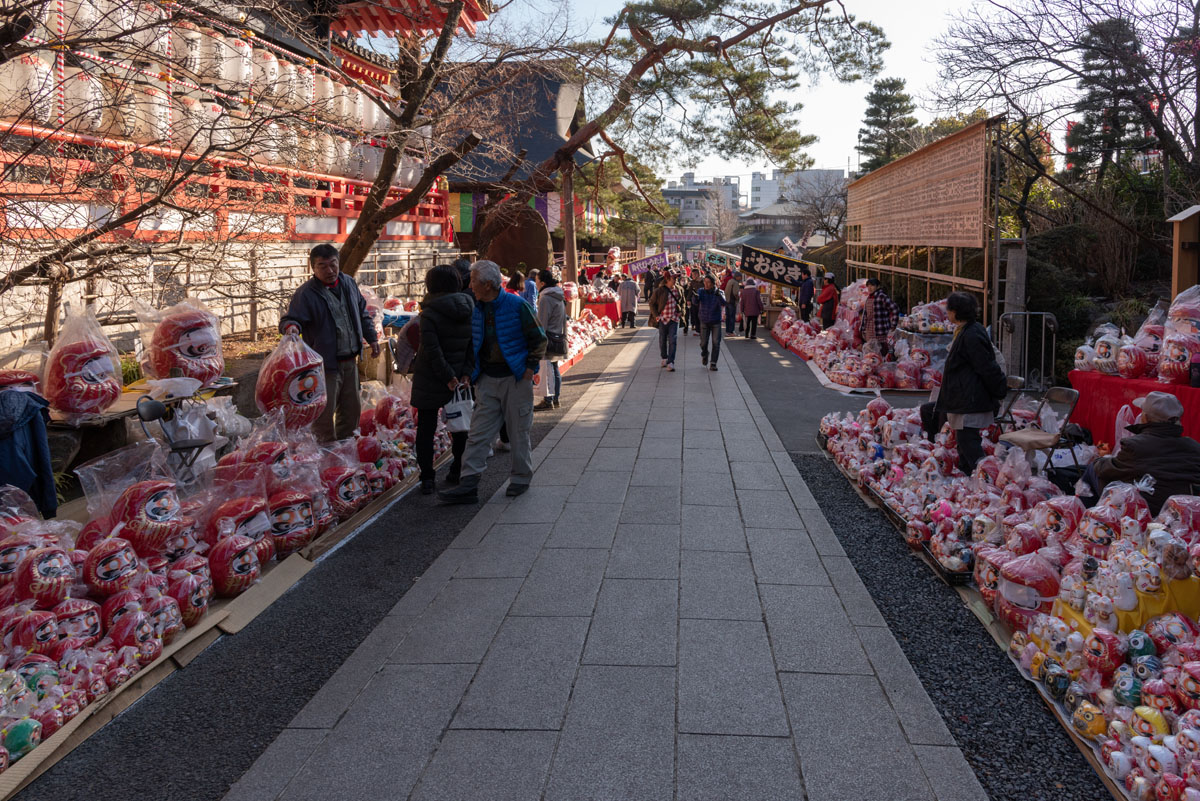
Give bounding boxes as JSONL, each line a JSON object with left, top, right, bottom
{"left": 607, "top": 524, "right": 680, "bottom": 579}
{"left": 723, "top": 439, "right": 772, "bottom": 462}
{"left": 681, "top": 474, "right": 737, "bottom": 506}
{"left": 644, "top": 419, "right": 683, "bottom": 438}
{"left": 289, "top": 614, "right": 418, "bottom": 729}
{"left": 913, "top": 745, "right": 991, "bottom": 801}
{"left": 619, "top": 486, "right": 681, "bottom": 524}
{"left": 681, "top": 448, "right": 730, "bottom": 473}
{"left": 627, "top": 463, "right": 678, "bottom": 492}
{"left": 730, "top": 460, "right": 786, "bottom": 491}
{"left": 389, "top": 578, "right": 522, "bottom": 664}
{"left": 680, "top": 550, "right": 761, "bottom": 620}
{"left": 533, "top": 457, "right": 591, "bottom": 486}
{"left": 760, "top": 584, "right": 873, "bottom": 675}
{"left": 569, "top": 469, "right": 632, "bottom": 504}
{"left": 568, "top": 421, "right": 609, "bottom": 438}
{"left": 598, "top": 427, "right": 643, "bottom": 448}
{"left": 780, "top": 672, "right": 933, "bottom": 801}
{"left": 781, "top": 470, "right": 821, "bottom": 511}
{"left": 586, "top": 446, "right": 640, "bottom": 472}
{"left": 716, "top": 408, "right": 753, "bottom": 422}
{"left": 410, "top": 730, "right": 558, "bottom": 801}
{"left": 683, "top": 429, "right": 721, "bottom": 449}
{"left": 686, "top": 412, "right": 721, "bottom": 430}
{"left": 858, "top": 626, "right": 956, "bottom": 747}
{"left": 678, "top": 619, "right": 789, "bottom": 736}
{"left": 680, "top": 505, "right": 746, "bottom": 551}
{"left": 448, "top": 503, "right": 507, "bottom": 550}
{"left": 546, "top": 503, "right": 620, "bottom": 549}
{"left": 455, "top": 524, "right": 552, "bottom": 578}
{"left": 676, "top": 735, "right": 805, "bottom": 801}
{"left": 387, "top": 549, "right": 468, "bottom": 616}
{"left": 510, "top": 548, "right": 608, "bottom": 617}
{"left": 452, "top": 616, "right": 589, "bottom": 729}
{"left": 545, "top": 666, "right": 675, "bottom": 801}
{"left": 496, "top": 486, "right": 574, "bottom": 524}
{"left": 746, "top": 528, "right": 830, "bottom": 586}
{"left": 736, "top": 489, "right": 804, "bottom": 530}
{"left": 224, "top": 728, "right": 328, "bottom": 801}
{"left": 720, "top": 423, "right": 761, "bottom": 443}
{"left": 802, "top": 509, "right": 847, "bottom": 556}
{"left": 584, "top": 578, "right": 677, "bottom": 666}
{"left": 550, "top": 436, "right": 601, "bottom": 459}
{"left": 280, "top": 665, "right": 475, "bottom": 801}
{"left": 607, "top": 413, "right": 648, "bottom": 429}
{"left": 822, "top": 555, "right": 887, "bottom": 627}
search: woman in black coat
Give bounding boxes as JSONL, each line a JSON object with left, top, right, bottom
{"left": 411, "top": 264, "right": 476, "bottom": 494}
{"left": 932, "top": 292, "right": 1007, "bottom": 474}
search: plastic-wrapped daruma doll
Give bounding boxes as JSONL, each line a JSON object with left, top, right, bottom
{"left": 254, "top": 333, "right": 326, "bottom": 430}
{"left": 110, "top": 480, "right": 191, "bottom": 558}
{"left": 44, "top": 334, "right": 121, "bottom": 416}
{"left": 147, "top": 305, "right": 224, "bottom": 386}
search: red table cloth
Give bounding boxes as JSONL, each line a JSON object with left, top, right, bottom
{"left": 1067, "top": 370, "right": 1200, "bottom": 445}
{"left": 583, "top": 301, "right": 620, "bottom": 325}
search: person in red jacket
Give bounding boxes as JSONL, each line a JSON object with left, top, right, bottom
{"left": 817, "top": 272, "right": 839, "bottom": 329}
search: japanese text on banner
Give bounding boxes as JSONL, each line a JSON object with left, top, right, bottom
{"left": 738, "top": 246, "right": 818, "bottom": 289}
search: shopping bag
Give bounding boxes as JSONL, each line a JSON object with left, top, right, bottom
{"left": 443, "top": 385, "right": 474, "bottom": 433}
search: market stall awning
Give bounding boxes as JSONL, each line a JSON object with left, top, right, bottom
{"left": 332, "top": 0, "right": 489, "bottom": 38}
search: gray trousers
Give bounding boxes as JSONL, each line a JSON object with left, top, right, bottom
{"left": 313, "top": 359, "right": 361, "bottom": 442}
{"left": 462, "top": 373, "right": 534, "bottom": 486}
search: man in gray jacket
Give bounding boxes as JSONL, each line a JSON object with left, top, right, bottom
{"left": 280, "top": 244, "right": 380, "bottom": 441}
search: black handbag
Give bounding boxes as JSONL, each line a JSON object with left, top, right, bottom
{"left": 546, "top": 330, "right": 567, "bottom": 357}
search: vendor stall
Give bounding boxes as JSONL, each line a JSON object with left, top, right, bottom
{"left": 1069, "top": 371, "right": 1200, "bottom": 446}
{"left": 818, "top": 395, "right": 1200, "bottom": 801}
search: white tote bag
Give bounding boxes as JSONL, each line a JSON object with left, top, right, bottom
{"left": 443, "top": 385, "right": 474, "bottom": 433}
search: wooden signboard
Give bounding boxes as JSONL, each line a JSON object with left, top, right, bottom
{"left": 847, "top": 120, "right": 990, "bottom": 249}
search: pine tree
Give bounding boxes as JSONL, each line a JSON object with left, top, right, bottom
{"left": 1065, "top": 18, "right": 1154, "bottom": 181}
{"left": 856, "top": 78, "right": 919, "bottom": 172}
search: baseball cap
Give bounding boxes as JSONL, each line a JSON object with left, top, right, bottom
{"left": 1133, "top": 391, "right": 1184, "bottom": 423}
{"left": 825, "top": 272, "right": 834, "bottom": 279}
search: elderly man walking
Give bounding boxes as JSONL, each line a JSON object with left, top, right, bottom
{"left": 439, "top": 260, "right": 548, "bottom": 504}
{"left": 280, "top": 243, "right": 381, "bottom": 442}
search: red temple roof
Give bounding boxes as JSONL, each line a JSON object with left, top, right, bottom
{"left": 332, "top": 0, "right": 489, "bottom": 38}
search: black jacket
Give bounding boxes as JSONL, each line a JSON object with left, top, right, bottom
{"left": 410, "top": 292, "right": 476, "bottom": 409}
{"left": 280, "top": 274, "right": 377, "bottom": 368}
{"left": 934, "top": 321, "right": 1006, "bottom": 415}
{"left": 1095, "top": 421, "right": 1200, "bottom": 515}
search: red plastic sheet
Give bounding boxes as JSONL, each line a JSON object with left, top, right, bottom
{"left": 1068, "top": 370, "right": 1200, "bottom": 446}
{"left": 583, "top": 301, "right": 620, "bottom": 325}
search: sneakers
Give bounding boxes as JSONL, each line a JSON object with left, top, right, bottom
{"left": 534, "top": 398, "right": 555, "bottom": 412}
{"left": 552, "top": 397, "right": 560, "bottom": 408}
{"left": 701, "top": 354, "right": 708, "bottom": 366}
{"left": 506, "top": 483, "right": 530, "bottom": 497}
{"left": 662, "top": 359, "right": 668, "bottom": 368}
{"left": 709, "top": 363, "right": 718, "bottom": 371}
{"left": 667, "top": 363, "right": 675, "bottom": 372}
{"left": 438, "top": 484, "right": 479, "bottom": 504}
{"left": 493, "top": 438, "right": 511, "bottom": 452}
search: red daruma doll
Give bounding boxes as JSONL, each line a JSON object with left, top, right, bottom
{"left": 255, "top": 333, "right": 326, "bottom": 430}
{"left": 145, "top": 302, "right": 224, "bottom": 387}
{"left": 44, "top": 311, "right": 122, "bottom": 418}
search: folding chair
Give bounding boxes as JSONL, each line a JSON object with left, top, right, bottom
{"left": 137, "top": 395, "right": 212, "bottom": 484}
{"left": 998, "top": 386, "right": 1082, "bottom": 471}
{"left": 991, "top": 376, "right": 1027, "bottom": 432}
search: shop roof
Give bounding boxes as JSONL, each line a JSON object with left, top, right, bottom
{"left": 332, "top": 0, "right": 490, "bottom": 38}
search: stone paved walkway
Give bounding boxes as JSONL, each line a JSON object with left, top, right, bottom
{"left": 224, "top": 330, "right": 989, "bottom": 801}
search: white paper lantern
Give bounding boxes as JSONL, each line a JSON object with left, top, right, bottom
{"left": 130, "top": 84, "right": 171, "bottom": 144}
{"left": 222, "top": 38, "right": 252, "bottom": 91}
{"left": 61, "top": 0, "right": 99, "bottom": 37}
{"left": 0, "top": 54, "right": 54, "bottom": 125}
{"left": 198, "top": 30, "right": 227, "bottom": 84}
{"left": 62, "top": 68, "right": 105, "bottom": 133}
{"left": 171, "top": 21, "right": 203, "bottom": 77}
{"left": 252, "top": 48, "right": 279, "bottom": 97}
{"left": 313, "top": 73, "right": 334, "bottom": 120}
{"left": 276, "top": 124, "right": 299, "bottom": 167}
{"left": 315, "top": 132, "right": 336, "bottom": 174}
{"left": 100, "top": 77, "right": 138, "bottom": 138}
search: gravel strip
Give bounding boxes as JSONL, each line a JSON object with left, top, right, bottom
{"left": 17, "top": 328, "right": 639, "bottom": 801}
{"left": 793, "top": 453, "right": 1108, "bottom": 801}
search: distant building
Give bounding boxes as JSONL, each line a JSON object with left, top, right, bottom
{"left": 749, "top": 169, "right": 844, "bottom": 210}
{"left": 662, "top": 173, "right": 740, "bottom": 226}
{"left": 662, "top": 225, "right": 716, "bottom": 257}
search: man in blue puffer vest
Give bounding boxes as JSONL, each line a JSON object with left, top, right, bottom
{"left": 440, "top": 260, "right": 548, "bottom": 504}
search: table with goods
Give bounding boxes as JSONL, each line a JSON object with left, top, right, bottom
{"left": 0, "top": 296, "right": 462, "bottom": 795}
{"left": 772, "top": 280, "right": 952, "bottom": 392}
{"left": 812, "top": 287, "right": 1200, "bottom": 801}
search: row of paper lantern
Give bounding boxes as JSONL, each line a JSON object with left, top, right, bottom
{"left": 0, "top": 59, "right": 427, "bottom": 182}
{"left": 9, "top": 1, "right": 390, "bottom": 130}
